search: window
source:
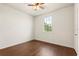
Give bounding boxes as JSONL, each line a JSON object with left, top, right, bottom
{"left": 44, "top": 16, "right": 52, "bottom": 32}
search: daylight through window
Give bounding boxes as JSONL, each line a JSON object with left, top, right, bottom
{"left": 44, "top": 16, "right": 52, "bottom": 32}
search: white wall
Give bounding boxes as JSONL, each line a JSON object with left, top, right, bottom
{"left": 34, "top": 6, "right": 74, "bottom": 48}
{"left": 0, "top": 4, "right": 33, "bottom": 49}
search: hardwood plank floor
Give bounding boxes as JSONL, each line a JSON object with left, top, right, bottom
{"left": 0, "top": 40, "right": 77, "bottom": 56}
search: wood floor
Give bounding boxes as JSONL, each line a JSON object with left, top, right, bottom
{"left": 0, "top": 40, "right": 77, "bottom": 56}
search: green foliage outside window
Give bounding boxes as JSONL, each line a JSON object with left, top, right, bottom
{"left": 44, "top": 23, "right": 52, "bottom": 32}
{"left": 44, "top": 16, "right": 52, "bottom": 32}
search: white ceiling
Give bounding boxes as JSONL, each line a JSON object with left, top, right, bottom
{"left": 6, "top": 3, "right": 73, "bottom": 16}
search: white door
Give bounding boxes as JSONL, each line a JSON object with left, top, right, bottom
{"left": 74, "top": 4, "right": 78, "bottom": 55}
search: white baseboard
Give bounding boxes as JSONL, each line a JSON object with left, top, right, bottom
{"left": 35, "top": 39, "right": 74, "bottom": 49}
{"left": 0, "top": 39, "right": 33, "bottom": 49}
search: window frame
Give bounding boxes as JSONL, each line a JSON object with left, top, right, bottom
{"left": 43, "top": 16, "right": 52, "bottom": 32}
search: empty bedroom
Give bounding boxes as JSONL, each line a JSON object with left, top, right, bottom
{"left": 0, "top": 3, "right": 78, "bottom": 56}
